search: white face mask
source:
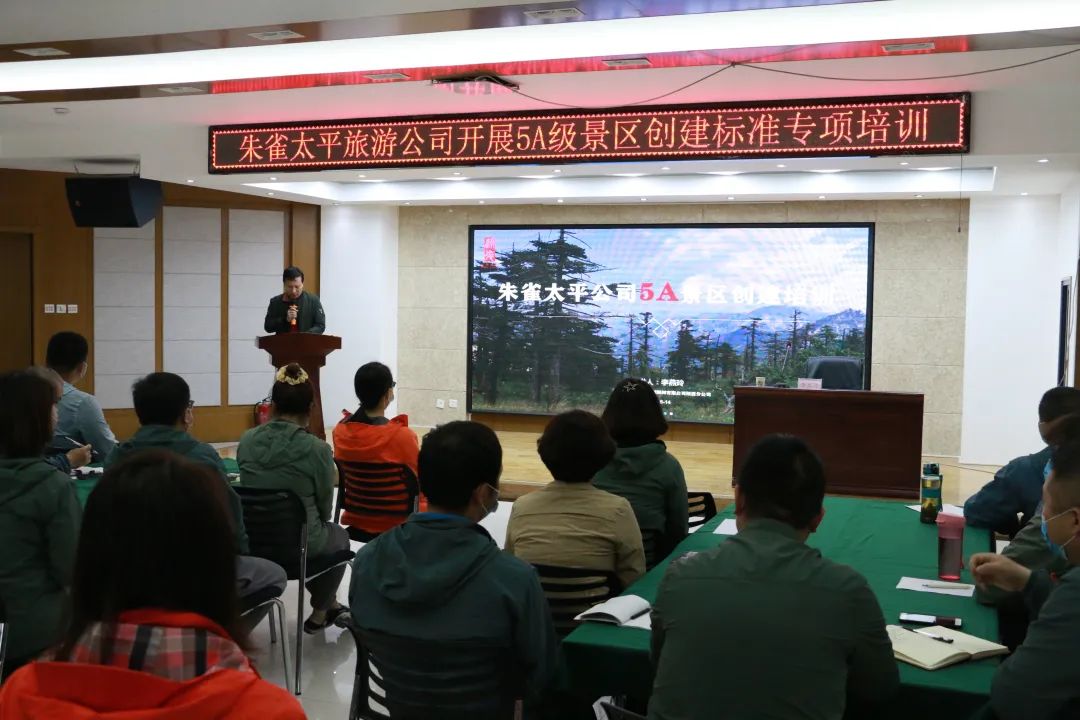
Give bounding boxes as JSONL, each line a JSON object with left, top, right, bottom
{"left": 483, "top": 483, "right": 500, "bottom": 517}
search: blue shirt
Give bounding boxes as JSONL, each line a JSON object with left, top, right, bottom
{"left": 54, "top": 382, "right": 117, "bottom": 462}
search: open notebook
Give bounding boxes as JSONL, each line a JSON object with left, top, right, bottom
{"left": 574, "top": 595, "right": 652, "bottom": 630}
{"left": 887, "top": 625, "right": 1008, "bottom": 670}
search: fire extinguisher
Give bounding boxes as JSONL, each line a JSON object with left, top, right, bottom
{"left": 254, "top": 397, "right": 273, "bottom": 426}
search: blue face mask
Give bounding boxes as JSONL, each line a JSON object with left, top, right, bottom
{"left": 1041, "top": 510, "right": 1076, "bottom": 560}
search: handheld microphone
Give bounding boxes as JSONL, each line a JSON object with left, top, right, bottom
{"left": 288, "top": 301, "right": 297, "bottom": 327}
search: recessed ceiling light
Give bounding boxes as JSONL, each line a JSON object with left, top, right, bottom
{"left": 157, "top": 86, "right": 203, "bottom": 95}
{"left": 517, "top": 174, "right": 555, "bottom": 180}
{"left": 186, "top": 179, "right": 195, "bottom": 183}
{"left": 603, "top": 57, "right": 652, "bottom": 68}
{"left": 1021, "top": 192, "right": 1029, "bottom": 196}
{"left": 14, "top": 47, "right": 69, "bottom": 57}
{"left": 364, "top": 72, "right": 410, "bottom": 81}
{"left": 434, "top": 176, "right": 470, "bottom": 181}
{"left": 267, "top": 192, "right": 275, "bottom": 196}
{"left": 776, "top": 164, "right": 786, "bottom": 168}
{"left": 810, "top": 169, "right": 844, "bottom": 174}
{"left": 332, "top": 202, "right": 340, "bottom": 206}
{"left": 355, "top": 179, "right": 386, "bottom": 183}
{"left": 53, "top": 107, "right": 69, "bottom": 115}
{"left": 727, "top": 196, "right": 735, "bottom": 200}
{"left": 914, "top": 194, "right": 924, "bottom": 198}
{"left": 524, "top": 7, "right": 585, "bottom": 21}
{"left": 881, "top": 41, "right": 936, "bottom": 53}
{"left": 918, "top": 166, "right": 952, "bottom": 171}
{"left": 479, "top": 200, "right": 486, "bottom": 204}
{"left": 248, "top": 29, "right": 305, "bottom": 41}
{"left": 404, "top": 201, "right": 411, "bottom": 205}
{"left": 557, "top": 198, "right": 564, "bottom": 203}
{"left": 357, "top": 174, "right": 366, "bottom": 178}
{"left": 611, "top": 173, "right": 646, "bottom": 178}
{"left": 0, "top": 95, "right": 22, "bottom": 103}
{"left": 269, "top": 176, "right": 277, "bottom": 181}
{"left": 899, "top": 161, "right": 910, "bottom": 166}
{"left": 818, "top": 195, "right": 826, "bottom": 199}
{"left": 553, "top": 169, "right": 562, "bottom": 173}
{"left": 1037, "top": 158, "right": 1050, "bottom": 163}
{"left": 704, "top": 171, "right": 742, "bottom": 176}
{"left": 640, "top": 197, "right": 648, "bottom": 202}
{"left": 452, "top": 171, "right": 461, "bottom": 175}
{"left": 661, "top": 166, "right": 671, "bottom": 171}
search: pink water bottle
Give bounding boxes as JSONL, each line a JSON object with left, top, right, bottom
{"left": 936, "top": 514, "right": 965, "bottom": 581}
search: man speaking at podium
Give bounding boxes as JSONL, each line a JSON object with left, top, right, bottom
{"left": 264, "top": 266, "right": 326, "bottom": 335}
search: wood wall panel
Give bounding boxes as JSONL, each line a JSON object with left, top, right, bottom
{"left": 0, "top": 169, "right": 319, "bottom": 443}
{"left": 471, "top": 411, "right": 733, "bottom": 445}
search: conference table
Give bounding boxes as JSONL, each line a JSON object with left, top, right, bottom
{"left": 561, "top": 497, "right": 999, "bottom": 718}
{"left": 72, "top": 457, "right": 241, "bottom": 507}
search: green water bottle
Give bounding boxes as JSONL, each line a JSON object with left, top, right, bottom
{"left": 920, "top": 463, "right": 943, "bottom": 524}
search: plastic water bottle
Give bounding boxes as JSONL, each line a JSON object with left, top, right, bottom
{"left": 920, "top": 463, "right": 942, "bottom": 524}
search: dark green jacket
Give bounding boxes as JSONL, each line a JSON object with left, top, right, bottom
{"left": 991, "top": 568, "right": 1080, "bottom": 719}
{"left": 350, "top": 514, "right": 558, "bottom": 707}
{"left": 594, "top": 442, "right": 688, "bottom": 559}
{"left": 649, "top": 518, "right": 898, "bottom": 720}
{"left": 964, "top": 446, "right": 1052, "bottom": 534}
{"left": 0, "top": 458, "right": 81, "bottom": 661}
{"left": 976, "top": 509, "right": 1068, "bottom": 606}
{"left": 263, "top": 291, "right": 325, "bottom": 334}
{"left": 105, "top": 425, "right": 249, "bottom": 554}
{"left": 237, "top": 419, "right": 336, "bottom": 554}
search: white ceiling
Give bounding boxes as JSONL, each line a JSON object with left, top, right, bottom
{"left": 0, "top": 2, "right": 1078, "bottom": 205}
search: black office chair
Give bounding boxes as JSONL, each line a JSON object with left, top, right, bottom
{"left": 346, "top": 625, "right": 522, "bottom": 720}
{"left": 234, "top": 486, "right": 355, "bottom": 695}
{"left": 600, "top": 701, "right": 647, "bottom": 720}
{"left": 335, "top": 460, "right": 420, "bottom": 543}
{"left": 530, "top": 563, "right": 621, "bottom": 638}
{"left": 238, "top": 583, "right": 290, "bottom": 687}
{"left": 687, "top": 492, "right": 718, "bottom": 531}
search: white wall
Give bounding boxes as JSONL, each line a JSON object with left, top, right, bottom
{"left": 320, "top": 205, "right": 399, "bottom": 429}
{"left": 961, "top": 196, "right": 1061, "bottom": 465}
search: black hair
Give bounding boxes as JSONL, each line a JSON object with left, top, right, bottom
{"left": 601, "top": 378, "right": 668, "bottom": 447}
{"left": 132, "top": 372, "right": 191, "bottom": 427}
{"left": 537, "top": 410, "right": 616, "bottom": 483}
{"left": 283, "top": 266, "right": 305, "bottom": 282}
{"left": 272, "top": 363, "right": 314, "bottom": 416}
{"left": 735, "top": 434, "right": 826, "bottom": 529}
{"left": 0, "top": 371, "right": 57, "bottom": 459}
{"left": 46, "top": 331, "right": 90, "bottom": 375}
{"left": 1040, "top": 387, "right": 1080, "bottom": 423}
{"left": 418, "top": 421, "right": 502, "bottom": 510}
{"left": 354, "top": 362, "right": 394, "bottom": 409}
{"left": 56, "top": 449, "right": 241, "bottom": 659}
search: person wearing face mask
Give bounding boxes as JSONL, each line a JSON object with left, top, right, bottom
{"left": 348, "top": 421, "right": 558, "bottom": 713}
{"left": 970, "top": 436, "right": 1080, "bottom": 720}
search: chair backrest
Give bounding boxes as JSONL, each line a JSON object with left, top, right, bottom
{"left": 687, "top": 492, "right": 718, "bottom": 530}
{"left": 599, "top": 702, "right": 647, "bottom": 720}
{"left": 336, "top": 460, "right": 419, "bottom": 525}
{"left": 530, "top": 563, "right": 621, "bottom": 638}
{"left": 349, "top": 626, "right": 520, "bottom": 720}
{"left": 233, "top": 486, "right": 307, "bottom": 579}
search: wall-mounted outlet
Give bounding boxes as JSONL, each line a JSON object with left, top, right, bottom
{"left": 44, "top": 304, "right": 55, "bottom": 314}
{"left": 67, "top": 304, "right": 78, "bottom": 314}
{"left": 55, "top": 304, "right": 67, "bottom": 314}
{"left": 435, "top": 398, "right": 445, "bottom": 409}
{"left": 448, "top": 399, "right": 459, "bottom": 409}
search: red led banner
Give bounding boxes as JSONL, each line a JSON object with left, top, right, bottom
{"left": 209, "top": 93, "right": 969, "bottom": 173}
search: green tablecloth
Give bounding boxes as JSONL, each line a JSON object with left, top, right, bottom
{"left": 72, "top": 457, "right": 241, "bottom": 508}
{"left": 561, "top": 497, "right": 999, "bottom": 714}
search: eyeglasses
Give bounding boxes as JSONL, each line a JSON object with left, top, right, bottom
{"left": 187, "top": 400, "right": 195, "bottom": 409}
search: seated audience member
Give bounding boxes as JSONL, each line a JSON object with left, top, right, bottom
{"left": 45, "top": 331, "right": 117, "bottom": 462}
{"left": 333, "top": 361, "right": 422, "bottom": 536}
{"left": 970, "top": 437, "right": 1080, "bottom": 720}
{"left": 25, "top": 366, "right": 92, "bottom": 473}
{"left": 649, "top": 434, "right": 898, "bottom": 720}
{"left": 105, "top": 372, "right": 286, "bottom": 607}
{"left": 965, "top": 386, "right": 1080, "bottom": 535}
{"left": 0, "top": 371, "right": 82, "bottom": 673}
{"left": 594, "top": 378, "right": 688, "bottom": 561}
{"left": 238, "top": 363, "right": 350, "bottom": 632}
{"left": 0, "top": 450, "right": 305, "bottom": 719}
{"left": 506, "top": 410, "right": 646, "bottom": 589}
{"left": 349, "top": 421, "right": 558, "bottom": 712}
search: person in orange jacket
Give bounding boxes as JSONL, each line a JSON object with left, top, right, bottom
{"left": 333, "top": 362, "right": 424, "bottom": 538}
{"left": 0, "top": 449, "right": 304, "bottom": 720}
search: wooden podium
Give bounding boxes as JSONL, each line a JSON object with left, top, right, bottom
{"left": 733, "top": 386, "right": 924, "bottom": 499}
{"left": 257, "top": 334, "right": 342, "bottom": 440}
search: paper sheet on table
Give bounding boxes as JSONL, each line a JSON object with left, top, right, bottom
{"left": 906, "top": 503, "right": 964, "bottom": 517}
{"left": 622, "top": 613, "right": 652, "bottom": 631}
{"left": 713, "top": 518, "right": 739, "bottom": 535}
{"left": 897, "top": 576, "right": 975, "bottom": 597}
